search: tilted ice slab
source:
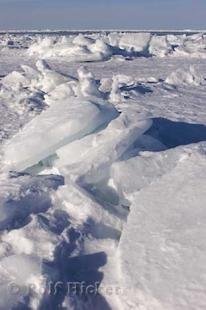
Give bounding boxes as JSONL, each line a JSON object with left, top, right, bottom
{"left": 3, "top": 97, "right": 118, "bottom": 171}
{"left": 118, "top": 142, "right": 206, "bottom": 310}
{"left": 55, "top": 111, "right": 152, "bottom": 182}
{"left": 111, "top": 138, "right": 171, "bottom": 199}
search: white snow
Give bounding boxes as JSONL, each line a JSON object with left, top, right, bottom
{"left": 0, "top": 30, "right": 206, "bottom": 310}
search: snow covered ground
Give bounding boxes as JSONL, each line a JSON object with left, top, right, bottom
{"left": 0, "top": 31, "right": 206, "bottom": 310}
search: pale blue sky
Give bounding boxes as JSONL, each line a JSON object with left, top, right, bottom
{"left": 0, "top": 0, "right": 205, "bottom": 30}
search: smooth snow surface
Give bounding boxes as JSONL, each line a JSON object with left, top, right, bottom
{"left": 0, "top": 31, "right": 206, "bottom": 310}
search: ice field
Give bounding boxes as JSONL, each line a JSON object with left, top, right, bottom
{"left": 0, "top": 31, "right": 206, "bottom": 309}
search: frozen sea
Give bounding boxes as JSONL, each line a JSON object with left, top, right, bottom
{"left": 0, "top": 31, "right": 206, "bottom": 310}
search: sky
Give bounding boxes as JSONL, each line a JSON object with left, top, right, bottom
{"left": 0, "top": 0, "right": 205, "bottom": 30}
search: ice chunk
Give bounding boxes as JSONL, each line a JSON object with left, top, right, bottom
{"left": 111, "top": 142, "right": 188, "bottom": 199}
{"left": 3, "top": 97, "right": 118, "bottom": 171}
{"left": 118, "top": 143, "right": 206, "bottom": 310}
{"left": 119, "top": 32, "right": 151, "bottom": 53}
{"left": 149, "top": 35, "right": 172, "bottom": 57}
{"left": 55, "top": 111, "right": 152, "bottom": 183}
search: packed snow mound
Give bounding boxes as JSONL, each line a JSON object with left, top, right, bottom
{"left": 28, "top": 34, "right": 112, "bottom": 61}
{"left": 165, "top": 65, "right": 203, "bottom": 86}
{"left": 118, "top": 142, "right": 206, "bottom": 310}
{"left": 3, "top": 96, "right": 118, "bottom": 171}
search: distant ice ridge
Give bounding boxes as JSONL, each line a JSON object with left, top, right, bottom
{"left": 25, "top": 32, "right": 206, "bottom": 59}
{"left": 1, "top": 31, "right": 206, "bottom": 58}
